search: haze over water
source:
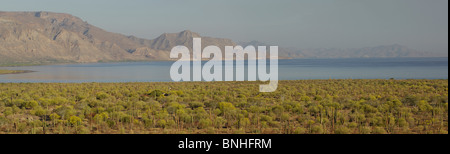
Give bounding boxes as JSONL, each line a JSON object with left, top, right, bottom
{"left": 0, "top": 58, "right": 447, "bottom": 83}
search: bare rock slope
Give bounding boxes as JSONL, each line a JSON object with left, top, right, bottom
{"left": 0, "top": 11, "right": 235, "bottom": 65}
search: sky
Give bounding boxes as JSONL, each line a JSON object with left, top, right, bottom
{"left": 0, "top": 0, "right": 448, "bottom": 53}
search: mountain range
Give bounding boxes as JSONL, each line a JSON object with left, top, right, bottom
{"left": 240, "top": 41, "right": 445, "bottom": 59}
{"left": 0, "top": 11, "right": 445, "bottom": 66}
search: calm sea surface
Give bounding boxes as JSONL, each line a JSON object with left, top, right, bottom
{"left": 0, "top": 58, "right": 447, "bottom": 83}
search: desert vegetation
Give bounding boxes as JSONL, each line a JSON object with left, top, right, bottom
{"left": 0, "top": 79, "right": 447, "bottom": 134}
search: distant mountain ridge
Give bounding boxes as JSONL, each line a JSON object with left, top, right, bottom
{"left": 290, "top": 44, "right": 445, "bottom": 58}
{"left": 240, "top": 41, "right": 446, "bottom": 59}
{"left": 0, "top": 11, "right": 444, "bottom": 66}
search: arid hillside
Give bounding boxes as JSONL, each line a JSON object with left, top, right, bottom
{"left": 0, "top": 11, "right": 236, "bottom": 65}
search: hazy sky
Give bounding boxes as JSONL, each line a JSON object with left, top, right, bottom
{"left": 0, "top": 0, "right": 448, "bottom": 53}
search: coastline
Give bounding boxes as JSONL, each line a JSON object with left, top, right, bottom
{"left": 0, "top": 56, "right": 447, "bottom": 67}
{"left": 0, "top": 70, "right": 35, "bottom": 75}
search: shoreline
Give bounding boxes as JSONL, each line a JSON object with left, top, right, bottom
{"left": 0, "top": 79, "right": 447, "bottom": 84}
{"left": 0, "top": 57, "right": 447, "bottom": 67}
{"left": 0, "top": 70, "right": 35, "bottom": 75}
